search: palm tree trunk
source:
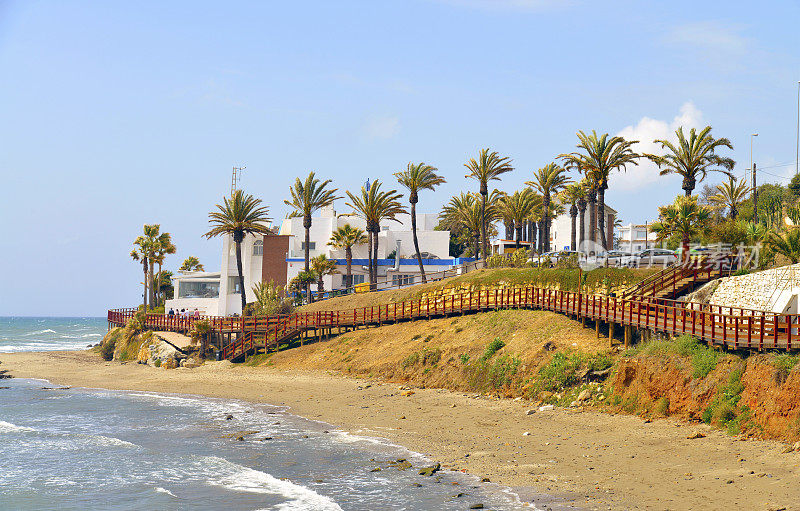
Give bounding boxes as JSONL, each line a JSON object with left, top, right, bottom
{"left": 346, "top": 247, "right": 353, "bottom": 289}
{"left": 156, "top": 262, "right": 163, "bottom": 307}
{"left": 367, "top": 229, "right": 374, "bottom": 289}
{"left": 570, "top": 206, "right": 577, "bottom": 251}
{"left": 578, "top": 203, "right": 586, "bottom": 252}
{"left": 142, "top": 259, "right": 148, "bottom": 310}
{"left": 515, "top": 225, "right": 522, "bottom": 249}
{"left": 588, "top": 189, "right": 597, "bottom": 247}
{"left": 537, "top": 219, "right": 544, "bottom": 253}
{"left": 148, "top": 260, "right": 155, "bottom": 309}
{"left": 598, "top": 187, "right": 608, "bottom": 251}
{"left": 373, "top": 230, "right": 379, "bottom": 286}
{"left": 473, "top": 235, "right": 480, "bottom": 261}
{"left": 234, "top": 237, "right": 246, "bottom": 315}
{"left": 304, "top": 218, "right": 311, "bottom": 303}
{"left": 543, "top": 194, "right": 550, "bottom": 253}
{"left": 411, "top": 201, "right": 426, "bottom": 283}
{"left": 480, "top": 190, "right": 487, "bottom": 262}
{"left": 529, "top": 222, "right": 537, "bottom": 259}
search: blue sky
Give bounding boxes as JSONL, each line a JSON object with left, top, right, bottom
{"left": 1, "top": 0, "right": 799, "bottom": 316}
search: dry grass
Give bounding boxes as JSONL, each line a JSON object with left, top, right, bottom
{"left": 263, "top": 309, "right": 608, "bottom": 395}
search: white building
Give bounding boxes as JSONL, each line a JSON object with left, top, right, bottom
{"left": 166, "top": 206, "right": 464, "bottom": 316}
{"left": 550, "top": 204, "right": 617, "bottom": 252}
{"left": 167, "top": 230, "right": 269, "bottom": 316}
{"left": 280, "top": 206, "right": 463, "bottom": 292}
{"left": 616, "top": 222, "right": 658, "bottom": 254}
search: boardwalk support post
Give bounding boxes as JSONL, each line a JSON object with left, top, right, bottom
{"left": 609, "top": 322, "right": 615, "bottom": 345}
{"left": 624, "top": 325, "right": 631, "bottom": 348}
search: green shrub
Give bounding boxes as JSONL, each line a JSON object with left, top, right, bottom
{"left": 466, "top": 354, "right": 522, "bottom": 391}
{"left": 153, "top": 358, "right": 162, "bottom": 368}
{"left": 655, "top": 396, "right": 670, "bottom": 416}
{"left": 632, "top": 335, "right": 720, "bottom": 378}
{"left": 534, "top": 352, "right": 583, "bottom": 393}
{"left": 772, "top": 353, "right": 799, "bottom": 380}
{"left": 421, "top": 347, "right": 441, "bottom": 366}
{"left": 481, "top": 338, "right": 506, "bottom": 361}
{"left": 459, "top": 354, "right": 470, "bottom": 364}
{"left": 100, "top": 336, "right": 116, "bottom": 361}
{"left": 401, "top": 352, "right": 419, "bottom": 368}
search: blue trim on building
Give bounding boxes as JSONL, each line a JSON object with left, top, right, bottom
{"left": 285, "top": 257, "right": 476, "bottom": 266}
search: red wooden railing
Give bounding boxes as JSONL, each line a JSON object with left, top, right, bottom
{"left": 109, "top": 282, "right": 798, "bottom": 361}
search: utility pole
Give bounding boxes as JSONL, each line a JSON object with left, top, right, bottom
{"left": 753, "top": 163, "right": 758, "bottom": 224}
{"left": 231, "top": 165, "right": 246, "bottom": 196}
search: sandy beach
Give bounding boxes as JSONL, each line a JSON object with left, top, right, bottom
{"left": 2, "top": 350, "right": 799, "bottom": 510}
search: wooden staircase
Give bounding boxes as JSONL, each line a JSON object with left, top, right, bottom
{"left": 621, "top": 255, "right": 735, "bottom": 300}
{"left": 220, "top": 317, "right": 305, "bottom": 361}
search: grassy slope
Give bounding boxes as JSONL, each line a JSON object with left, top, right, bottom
{"left": 262, "top": 308, "right": 610, "bottom": 396}
{"left": 299, "top": 267, "right": 658, "bottom": 313}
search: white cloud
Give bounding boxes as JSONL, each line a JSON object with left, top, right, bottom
{"left": 363, "top": 116, "right": 400, "bottom": 140}
{"left": 613, "top": 102, "right": 705, "bottom": 191}
{"left": 665, "top": 21, "right": 749, "bottom": 55}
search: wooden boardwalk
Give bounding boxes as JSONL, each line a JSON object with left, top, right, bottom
{"left": 109, "top": 284, "right": 798, "bottom": 362}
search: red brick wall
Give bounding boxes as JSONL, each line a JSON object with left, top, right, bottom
{"left": 262, "top": 235, "right": 290, "bottom": 286}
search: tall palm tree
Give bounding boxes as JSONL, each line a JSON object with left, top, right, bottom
{"left": 650, "top": 195, "right": 711, "bottom": 262}
{"left": 179, "top": 256, "right": 204, "bottom": 272}
{"left": 204, "top": 190, "right": 272, "bottom": 314}
{"left": 394, "top": 162, "right": 446, "bottom": 283}
{"left": 646, "top": 126, "right": 735, "bottom": 197}
{"left": 285, "top": 172, "right": 340, "bottom": 300}
{"left": 499, "top": 189, "right": 541, "bottom": 249}
{"left": 345, "top": 181, "right": 405, "bottom": 287}
{"left": 310, "top": 254, "right": 339, "bottom": 294}
{"left": 559, "top": 181, "right": 588, "bottom": 251}
{"left": 152, "top": 232, "right": 176, "bottom": 307}
{"left": 560, "top": 131, "right": 640, "bottom": 251}
{"left": 328, "top": 224, "right": 367, "bottom": 288}
{"left": 526, "top": 163, "right": 571, "bottom": 252}
{"left": 130, "top": 224, "right": 161, "bottom": 311}
{"left": 464, "top": 148, "right": 514, "bottom": 261}
{"left": 710, "top": 176, "right": 750, "bottom": 220}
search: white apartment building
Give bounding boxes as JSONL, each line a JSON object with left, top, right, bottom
{"left": 166, "top": 230, "right": 268, "bottom": 316}
{"left": 166, "top": 206, "right": 463, "bottom": 316}
{"left": 280, "top": 206, "right": 462, "bottom": 292}
{"left": 550, "top": 204, "right": 617, "bottom": 252}
{"left": 616, "top": 222, "right": 658, "bottom": 254}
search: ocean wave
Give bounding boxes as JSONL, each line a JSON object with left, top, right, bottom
{"left": 23, "top": 329, "right": 56, "bottom": 336}
{"left": 0, "top": 420, "right": 38, "bottom": 433}
{"left": 82, "top": 333, "right": 102, "bottom": 338}
{"left": 154, "top": 487, "right": 177, "bottom": 497}
{"left": 202, "top": 456, "right": 342, "bottom": 511}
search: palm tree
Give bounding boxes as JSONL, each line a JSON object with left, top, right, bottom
{"left": 766, "top": 228, "right": 800, "bottom": 264}
{"left": 560, "top": 131, "right": 640, "bottom": 251}
{"left": 646, "top": 126, "right": 735, "bottom": 197}
{"left": 710, "top": 177, "right": 750, "bottom": 220}
{"left": 204, "top": 190, "right": 272, "bottom": 314}
{"left": 130, "top": 224, "right": 160, "bottom": 311}
{"left": 526, "top": 163, "right": 571, "bottom": 252}
{"left": 499, "top": 189, "right": 541, "bottom": 249}
{"left": 329, "top": 224, "right": 368, "bottom": 288}
{"left": 345, "top": 181, "right": 405, "bottom": 287}
{"left": 559, "top": 181, "right": 588, "bottom": 251}
{"left": 179, "top": 256, "right": 204, "bottom": 272}
{"left": 394, "top": 162, "right": 446, "bottom": 283}
{"left": 650, "top": 195, "right": 711, "bottom": 262}
{"left": 464, "top": 148, "right": 514, "bottom": 261}
{"left": 310, "top": 254, "right": 339, "bottom": 294}
{"left": 152, "top": 232, "right": 176, "bottom": 307}
{"left": 285, "top": 172, "right": 340, "bottom": 300}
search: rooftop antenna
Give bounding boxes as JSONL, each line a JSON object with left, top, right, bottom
{"left": 231, "top": 165, "right": 246, "bottom": 196}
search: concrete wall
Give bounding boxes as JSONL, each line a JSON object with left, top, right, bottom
{"left": 710, "top": 264, "right": 800, "bottom": 313}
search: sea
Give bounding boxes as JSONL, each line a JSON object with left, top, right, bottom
{"left": 0, "top": 318, "right": 530, "bottom": 510}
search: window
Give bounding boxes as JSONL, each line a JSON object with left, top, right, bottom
{"left": 391, "top": 274, "right": 415, "bottom": 287}
{"left": 253, "top": 240, "right": 263, "bottom": 256}
{"left": 341, "top": 274, "right": 366, "bottom": 287}
{"left": 636, "top": 230, "right": 647, "bottom": 239}
{"left": 301, "top": 242, "right": 316, "bottom": 250}
{"left": 227, "top": 277, "right": 242, "bottom": 294}
{"left": 178, "top": 281, "right": 220, "bottom": 298}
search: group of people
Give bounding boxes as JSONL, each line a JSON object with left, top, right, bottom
{"left": 168, "top": 307, "right": 201, "bottom": 318}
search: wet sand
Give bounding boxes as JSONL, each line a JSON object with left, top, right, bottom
{"left": 2, "top": 350, "right": 799, "bottom": 510}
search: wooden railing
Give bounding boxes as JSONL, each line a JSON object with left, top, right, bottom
{"left": 110, "top": 278, "right": 799, "bottom": 361}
